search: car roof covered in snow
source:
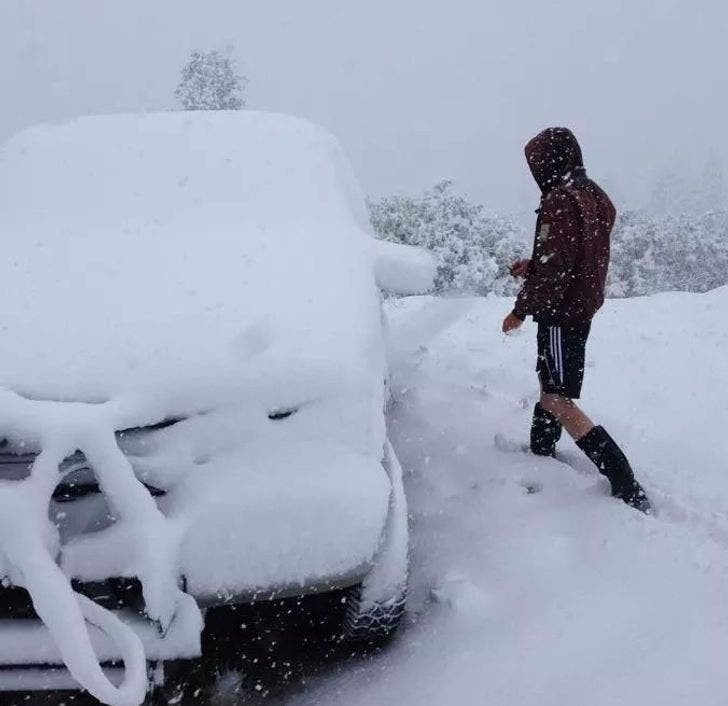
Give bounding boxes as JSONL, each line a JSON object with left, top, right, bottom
{"left": 0, "top": 111, "right": 432, "bottom": 413}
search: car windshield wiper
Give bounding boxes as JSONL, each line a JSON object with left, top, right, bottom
{"left": 52, "top": 481, "right": 165, "bottom": 503}
{"left": 268, "top": 407, "right": 298, "bottom": 420}
{"left": 117, "top": 416, "right": 184, "bottom": 434}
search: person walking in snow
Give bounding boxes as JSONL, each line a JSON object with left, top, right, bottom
{"left": 503, "top": 127, "right": 651, "bottom": 513}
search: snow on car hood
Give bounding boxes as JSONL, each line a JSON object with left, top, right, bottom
{"left": 0, "top": 110, "right": 433, "bottom": 414}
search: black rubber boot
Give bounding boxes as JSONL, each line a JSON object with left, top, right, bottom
{"left": 576, "top": 426, "right": 652, "bottom": 514}
{"left": 530, "top": 403, "right": 563, "bottom": 457}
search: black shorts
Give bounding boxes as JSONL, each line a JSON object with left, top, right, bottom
{"left": 536, "top": 322, "right": 591, "bottom": 399}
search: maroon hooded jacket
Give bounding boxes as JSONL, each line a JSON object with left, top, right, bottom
{"left": 513, "top": 127, "right": 616, "bottom": 325}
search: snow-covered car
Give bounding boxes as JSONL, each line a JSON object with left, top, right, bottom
{"left": 0, "top": 111, "right": 434, "bottom": 704}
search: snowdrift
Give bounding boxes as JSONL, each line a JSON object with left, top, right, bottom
{"left": 294, "top": 287, "right": 728, "bottom": 706}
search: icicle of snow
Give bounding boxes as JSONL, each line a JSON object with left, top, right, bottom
{"left": 0, "top": 389, "right": 197, "bottom": 705}
{"left": 80, "top": 428, "right": 185, "bottom": 633}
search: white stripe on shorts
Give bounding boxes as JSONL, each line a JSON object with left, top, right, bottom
{"left": 550, "top": 326, "right": 563, "bottom": 383}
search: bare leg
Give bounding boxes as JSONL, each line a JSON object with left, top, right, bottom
{"left": 539, "top": 392, "right": 594, "bottom": 441}
{"left": 537, "top": 391, "right": 651, "bottom": 513}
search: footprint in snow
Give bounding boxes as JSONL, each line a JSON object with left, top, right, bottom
{"left": 431, "top": 572, "right": 493, "bottom": 619}
{"left": 232, "top": 320, "right": 274, "bottom": 359}
{"left": 520, "top": 481, "right": 543, "bottom": 495}
{"left": 493, "top": 432, "right": 528, "bottom": 455}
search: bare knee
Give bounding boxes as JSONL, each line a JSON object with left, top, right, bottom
{"left": 540, "top": 392, "right": 574, "bottom": 416}
{"left": 540, "top": 392, "right": 594, "bottom": 441}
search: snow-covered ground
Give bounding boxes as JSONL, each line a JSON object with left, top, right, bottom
{"left": 293, "top": 288, "right": 728, "bottom": 706}
{"left": 4, "top": 110, "right": 727, "bottom": 705}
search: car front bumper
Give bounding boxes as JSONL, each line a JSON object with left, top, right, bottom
{"left": 60, "top": 440, "right": 392, "bottom": 607}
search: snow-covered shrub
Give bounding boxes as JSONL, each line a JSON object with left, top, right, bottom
{"left": 608, "top": 210, "right": 728, "bottom": 297}
{"left": 369, "top": 181, "right": 527, "bottom": 296}
{"left": 175, "top": 49, "right": 246, "bottom": 111}
{"left": 371, "top": 182, "right": 728, "bottom": 299}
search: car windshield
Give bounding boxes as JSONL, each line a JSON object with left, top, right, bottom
{"left": 0, "top": 112, "right": 385, "bottom": 416}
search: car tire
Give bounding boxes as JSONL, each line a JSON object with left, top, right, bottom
{"left": 342, "top": 583, "right": 406, "bottom": 645}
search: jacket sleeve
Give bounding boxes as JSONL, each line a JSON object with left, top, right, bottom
{"left": 513, "top": 191, "right": 579, "bottom": 320}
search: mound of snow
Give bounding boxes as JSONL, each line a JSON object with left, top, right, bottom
{"left": 0, "top": 110, "right": 434, "bottom": 410}
{"left": 0, "top": 111, "right": 433, "bottom": 704}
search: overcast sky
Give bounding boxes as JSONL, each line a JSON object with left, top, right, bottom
{"left": 2, "top": 0, "right": 727, "bottom": 220}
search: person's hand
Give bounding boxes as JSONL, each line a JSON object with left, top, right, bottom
{"left": 502, "top": 312, "right": 524, "bottom": 334}
{"left": 509, "top": 259, "right": 531, "bottom": 278}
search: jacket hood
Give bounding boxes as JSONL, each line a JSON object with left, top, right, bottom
{"left": 525, "top": 127, "right": 584, "bottom": 193}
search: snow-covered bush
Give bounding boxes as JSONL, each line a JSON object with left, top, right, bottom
{"left": 175, "top": 49, "right": 246, "bottom": 111}
{"left": 369, "top": 181, "right": 527, "bottom": 296}
{"left": 608, "top": 210, "right": 728, "bottom": 297}
{"left": 371, "top": 181, "right": 728, "bottom": 299}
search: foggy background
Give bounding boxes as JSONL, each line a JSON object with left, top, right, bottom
{"left": 2, "top": 0, "right": 726, "bottom": 221}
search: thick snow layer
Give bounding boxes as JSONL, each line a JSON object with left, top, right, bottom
{"left": 0, "top": 110, "right": 434, "bottom": 408}
{"left": 0, "top": 111, "right": 433, "bottom": 704}
{"left": 0, "top": 594, "right": 202, "bottom": 666}
{"left": 61, "top": 436, "right": 391, "bottom": 598}
{"left": 293, "top": 287, "right": 728, "bottom": 706}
